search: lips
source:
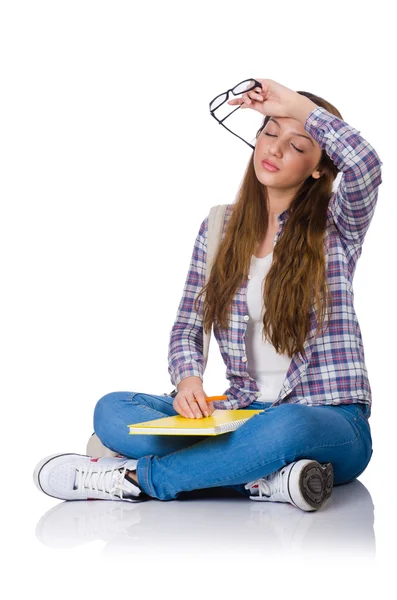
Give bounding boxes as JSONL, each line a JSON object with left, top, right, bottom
{"left": 262, "top": 158, "right": 280, "bottom": 170}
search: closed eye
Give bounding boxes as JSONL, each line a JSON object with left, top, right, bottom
{"left": 264, "top": 132, "right": 304, "bottom": 153}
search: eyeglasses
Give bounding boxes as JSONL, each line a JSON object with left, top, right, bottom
{"left": 209, "top": 78, "right": 263, "bottom": 150}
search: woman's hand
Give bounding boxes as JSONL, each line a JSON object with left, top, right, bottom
{"left": 227, "top": 78, "right": 298, "bottom": 118}
{"left": 173, "top": 387, "right": 215, "bottom": 419}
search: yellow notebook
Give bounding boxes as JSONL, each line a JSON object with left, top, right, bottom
{"left": 128, "top": 409, "right": 264, "bottom": 436}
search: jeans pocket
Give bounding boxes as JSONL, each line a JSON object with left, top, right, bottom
{"left": 335, "top": 404, "right": 373, "bottom": 483}
{"left": 337, "top": 403, "right": 362, "bottom": 420}
{"left": 348, "top": 404, "right": 372, "bottom": 437}
{"left": 336, "top": 403, "right": 369, "bottom": 439}
{"left": 338, "top": 403, "right": 369, "bottom": 424}
{"left": 350, "top": 407, "right": 373, "bottom": 474}
{"left": 356, "top": 403, "right": 371, "bottom": 423}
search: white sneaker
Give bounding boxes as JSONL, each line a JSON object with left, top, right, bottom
{"left": 33, "top": 453, "right": 150, "bottom": 503}
{"left": 244, "top": 459, "right": 333, "bottom": 512}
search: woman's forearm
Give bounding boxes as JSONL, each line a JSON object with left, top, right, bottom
{"left": 287, "top": 94, "right": 318, "bottom": 125}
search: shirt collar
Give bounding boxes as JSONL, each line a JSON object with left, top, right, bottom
{"left": 277, "top": 209, "right": 289, "bottom": 223}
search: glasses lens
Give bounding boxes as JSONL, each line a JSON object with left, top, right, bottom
{"left": 210, "top": 92, "right": 228, "bottom": 111}
{"left": 212, "top": 103, "right": 262, "bottom": 148}
{"left": 210, "top": 80, "right": 263, "bottom": 148}
{"left": 232, "top": 79, "right": 257, "bottom": 95}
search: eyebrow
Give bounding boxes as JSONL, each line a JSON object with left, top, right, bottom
{"left": 269, "top": 118, "right": 314, "bottom": 146}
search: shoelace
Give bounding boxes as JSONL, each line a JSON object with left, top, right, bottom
{"left": 244, "top": 468, "right": 286, "bottom": 498}
{"left": 75, "top": 462, "right": 134, "bottom": 500}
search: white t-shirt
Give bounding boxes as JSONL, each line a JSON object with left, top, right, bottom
{"left": 245, "top": 251, "right": 292, "bottom": 402}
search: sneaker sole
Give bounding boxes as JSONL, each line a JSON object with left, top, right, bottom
{"left": 291, "top": 460, "right": 333, "bottom": 511}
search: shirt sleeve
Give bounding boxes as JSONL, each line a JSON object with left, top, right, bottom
{"left": 304, "top": 106, "right": 383, "bottom": 246}
{"left": 168, "top": 214, "right": 208, "bottom": 388}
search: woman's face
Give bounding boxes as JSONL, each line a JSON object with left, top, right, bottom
{"left": 253, "top": 116, "right": 323, "bottom": 189}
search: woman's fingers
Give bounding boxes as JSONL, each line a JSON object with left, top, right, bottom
{"left": 173, "top": 395, "right": 195, "bottom": 419}
{"left": 228, "top": 91, "right": 263, "bottom": 108}
{"left": 191, "top": 390, "right": 210, "bottom": 418}
{"left": 227, "top": 97, "right": 243, "bottom": 105}
{"left": 174, "top": 390, "right": 211, "bottom": 418}
{"left": 184, "top": 394, "right": 205, "bottom": 418}
{"left": 248, "top": 91, "right": 264, "bottom": 100}
{"left": 206, "top": 401, "right": 215, "bottom": 415}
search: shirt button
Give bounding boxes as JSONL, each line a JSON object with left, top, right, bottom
{"left": 312, "top": 119, "right": 318, "bottom": 126}
{"left": 242, "top": 356, "right": 247, "bottom": 362}
{"left": 243, "top": 315, "right": 249, "bottom": 321}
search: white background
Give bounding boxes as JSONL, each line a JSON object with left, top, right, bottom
{"left": 1, "top": 0, "right": 395, "bottom": 593}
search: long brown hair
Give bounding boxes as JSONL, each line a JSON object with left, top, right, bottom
{"left": 195, "top": 92, "right": 343, "bottom": 361}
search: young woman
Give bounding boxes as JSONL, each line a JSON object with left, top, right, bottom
{"left": 33, "top": 79, "right": 382, "bottom": 512}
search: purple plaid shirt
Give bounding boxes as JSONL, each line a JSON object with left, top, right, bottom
{"left": 168, "top": 106, "right": 383, "bottom": 415}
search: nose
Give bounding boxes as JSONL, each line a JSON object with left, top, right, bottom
{"left": 268, "top": 139, "right": 283, "bottom": 156}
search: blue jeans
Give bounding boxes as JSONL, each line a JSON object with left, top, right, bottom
{"left": 93, "top": 392, "right": 373, "bottom": 501}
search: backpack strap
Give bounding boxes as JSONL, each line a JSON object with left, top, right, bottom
{"left": 167, "top": 204, "right": 228, "bottom": 398}
{"left": 202, "top": 204, "right": 229, "bottom": 371}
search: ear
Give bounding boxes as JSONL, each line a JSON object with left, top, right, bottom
{"left": 311, "top": 168, "right": 322, "bottom": 179}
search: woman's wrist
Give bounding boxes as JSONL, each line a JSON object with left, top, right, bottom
{"left": 177, "top": 376, "right": 203, "bottom": 392}
{"left": 287, "top": 94, "right": 318, "bottom": 126}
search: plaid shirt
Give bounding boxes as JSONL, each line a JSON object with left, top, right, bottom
{"left": 168, "top": 106, "right": 383, "bottom": 416}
